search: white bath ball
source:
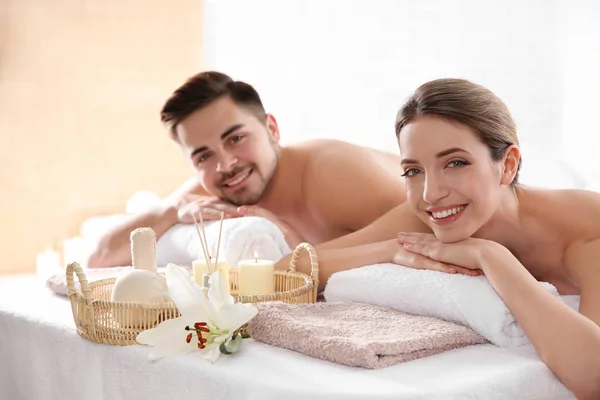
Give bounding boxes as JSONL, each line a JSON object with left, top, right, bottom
{"left": 111, "top": 270, "right": 170, "bottom": 329}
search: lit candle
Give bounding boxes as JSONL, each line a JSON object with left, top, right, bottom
{"left": 237, "top": 252, "right": 275, "bottom": 296}
{"left": 36, "top": 247, "right": 61, "bottom": 279}
{"left": 63, "top": 236, "right": 88, "bottom": 266}
{"left": 192, "top": 257, "right": 230, "bottom": 293}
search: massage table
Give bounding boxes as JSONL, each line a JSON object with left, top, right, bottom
{"left": 0, "top": 274, "right": 574, "bottom": 400}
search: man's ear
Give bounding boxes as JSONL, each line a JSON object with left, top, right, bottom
{"left": 265, "top": 114, "right": 280, "bottom": 143}
{"left": 500, "top": 145, "right": 520, "bottom": 185}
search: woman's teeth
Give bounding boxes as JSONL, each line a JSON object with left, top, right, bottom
{"left": 432, "top": 206, "right": 465, "bottom": 219}
{"left": 225, "top": 171, "right": 250, "bottom": 187}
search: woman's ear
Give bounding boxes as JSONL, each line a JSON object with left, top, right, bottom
{"left": 265, "top": 114, "right": 280, "bottom": 143}
{"left": 501, "top": 145, "right": 520, "bottom": 185}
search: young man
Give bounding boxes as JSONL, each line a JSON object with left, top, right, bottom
{"left": 87, "top": 71, "right": 406, "bottom": 268}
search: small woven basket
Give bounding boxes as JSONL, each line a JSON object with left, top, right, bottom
{"left": 67, "top": 242, "right": 319, "bottom": 345}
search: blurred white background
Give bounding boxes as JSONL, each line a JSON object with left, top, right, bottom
{"left": 2, "top": 0, "right": 598, "bottom": 273}
{"left": 203, "top": 0, "right": 599, "bottom": 189}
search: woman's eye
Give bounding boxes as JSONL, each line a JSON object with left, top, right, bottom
{"left": 447, "top": 160, "right": 469, "bottom": 168}
{"left": 401, "top": 168, "right": 421, "bottom": 178}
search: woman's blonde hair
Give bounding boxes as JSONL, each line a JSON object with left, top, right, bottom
{"left": 396, "top": 78, "right": 521, "bottom": 183}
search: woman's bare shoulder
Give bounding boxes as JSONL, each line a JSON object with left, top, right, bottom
{"left": 553, "top": 188, "right": 600, "bottom": 217}
{"left": 525, "top": 187, "right": 600, "bottom": 239}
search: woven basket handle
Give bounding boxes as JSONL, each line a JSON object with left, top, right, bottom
{"left": 288, "top": 242, "right": 319, "bottom": 284}
{"left": 66, "top": 261, "right": 93, "bottom": 304}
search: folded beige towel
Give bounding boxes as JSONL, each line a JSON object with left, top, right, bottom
{"left": 248, "top": 301, "right": 487, "bottom": 369}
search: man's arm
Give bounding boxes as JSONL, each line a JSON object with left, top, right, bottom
{"left": 87, "top": 177, "right": 209, "bottom": 268}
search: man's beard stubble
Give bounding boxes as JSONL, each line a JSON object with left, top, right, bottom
{"left": 219, "top": 150, "right": 279, "bottom": 207}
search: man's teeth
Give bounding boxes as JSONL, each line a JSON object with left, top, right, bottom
{"left": 225, "top": 171, "right": 250, "bottom": 187}
{"left": 432, "top": 206, "right": 465, "bottom": 219}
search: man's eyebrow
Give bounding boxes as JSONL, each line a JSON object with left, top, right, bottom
{"left": 220, "top": 124, "right": 244, "bottom": 141}
{"left": 400, "top": 147, "right": 469, "bottom": 165}
{"left": 190, "top": 124, "right": 245, "bottom": 158}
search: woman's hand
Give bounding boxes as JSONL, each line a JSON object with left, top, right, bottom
{"left": 396, "top": 232, "right": 489, "bottom": 276}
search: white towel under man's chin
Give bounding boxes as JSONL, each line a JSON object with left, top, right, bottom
{"left": 323, "top": 264, "right": 580, "bottom": 348}
{"left": 48, "top": 217, "right": 292, "bottom": 297}
{"left": 155, "top": 216, "right": 292, "bottom": 268}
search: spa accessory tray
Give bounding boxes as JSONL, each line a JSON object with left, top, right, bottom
{"left": 67, "top": 243, "right": 319, "bottom": 345}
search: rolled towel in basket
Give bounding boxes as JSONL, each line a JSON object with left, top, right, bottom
{"left": 247, "top": 301, "right": 486, "bottom": 369}
{"left": 323, "top": 264, "right": 561, "bottom": 348}
{"left": 47, "top": 217, "right": 291, "bottom": 297}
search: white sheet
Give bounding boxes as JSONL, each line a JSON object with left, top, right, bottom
{"left": 0, "top": 275, "right": 574, "bottom": 400}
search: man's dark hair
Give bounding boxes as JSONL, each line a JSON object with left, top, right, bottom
{"left": 160, "top": 71, "right": 266, "bottom": 138}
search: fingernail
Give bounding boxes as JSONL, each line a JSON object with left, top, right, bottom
{"left": 237, "top": 206, "right": 246, "bottom": 215}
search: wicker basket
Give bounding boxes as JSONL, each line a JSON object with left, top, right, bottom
{"left": 67, "top": 242, "right": 319, "bottom": 345}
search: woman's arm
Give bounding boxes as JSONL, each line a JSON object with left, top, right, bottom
{"left": 274, "top": 203, "right": 430, "bottom": 288}
{"left": 479, "top": 242, "right": 600, "bottom": 399}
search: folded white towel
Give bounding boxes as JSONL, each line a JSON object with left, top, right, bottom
{"left": 323, "top": 263, "right": 575, "bottom": 348}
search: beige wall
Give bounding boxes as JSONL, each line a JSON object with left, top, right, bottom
{"left": 0, "top": 0, "right": 202, "bottom": 274}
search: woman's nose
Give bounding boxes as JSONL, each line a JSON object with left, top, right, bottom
{"left": 422, "top": 174, "right": 450, "bottom": 204}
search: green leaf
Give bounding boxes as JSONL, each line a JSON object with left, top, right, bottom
{"left": 219, "top": 333, "right": 243, "bottom": 355}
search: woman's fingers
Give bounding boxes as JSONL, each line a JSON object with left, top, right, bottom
{"left": 394, "top": 246, "right": 457, "bottom": 274}
{"left": 400, "top": 242, "right": 482, "bottom": 277}
{"left": 452, "top": 266, "right": 482, "bottom": 276}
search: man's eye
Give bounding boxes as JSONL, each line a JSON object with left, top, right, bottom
{"left": 230, "top": 135, "right": 243, "bottom": 144}
{"left": 198, "top": 153, "right": 211, "bottom": 163}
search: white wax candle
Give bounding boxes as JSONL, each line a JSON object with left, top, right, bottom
{"left": 237, "top": 253, "right": 275, "bottom": 296}
{"left": 63, "top": 236, "right": 88, "bottom": 266}
{"left": 192, "top": 257, "right": 230, "bottom": 293}
{"left": 36, "top": 247, "right": 61, "bottom": 279}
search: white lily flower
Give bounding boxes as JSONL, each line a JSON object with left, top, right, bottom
{"left": 136, "top": 264, "right": 258, "bottom": 362}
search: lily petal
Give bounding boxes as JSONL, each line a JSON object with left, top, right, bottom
{"left": 217, "top": 302, "right": 258, "bottom": 332}
{"left": 207, "top": 270, "right": 234, "bottom": 309}
{"left": 136, "top": 317, "right": 197, "bottom": 360}
{"left": 202, "top": 341, "right": 224, "bottom": 363}
{"left": 165, "top": 264, "right": 217, "bottom": 322}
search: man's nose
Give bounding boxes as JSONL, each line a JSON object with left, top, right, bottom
{"left": 422, "top": 173, "right": 450, "bottom": 204}
{"left": 215, "top": 151, "right": 238, "bottom": 173}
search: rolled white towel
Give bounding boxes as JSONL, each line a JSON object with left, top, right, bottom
{"left": 155, "top": 216, "right": 291, "bottom": 268}
{"left": 49, "top": 217, "right": 292, "bottom": 298}
{"left": 323, "top": 263, "right": 569, "bottom": 348}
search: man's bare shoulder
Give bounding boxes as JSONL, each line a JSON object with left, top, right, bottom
{"left": 290, "top": 139, "right": 402, "bottom": 180}
{"left": 291, "top": 139, "right": 406, "bottom": 230}
{"left": 290, "top": 138, "right": 401, "bottom": 163}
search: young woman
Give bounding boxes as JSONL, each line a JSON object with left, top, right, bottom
{"left": 277, "top": 78, "right": 600, "bottom": 399}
